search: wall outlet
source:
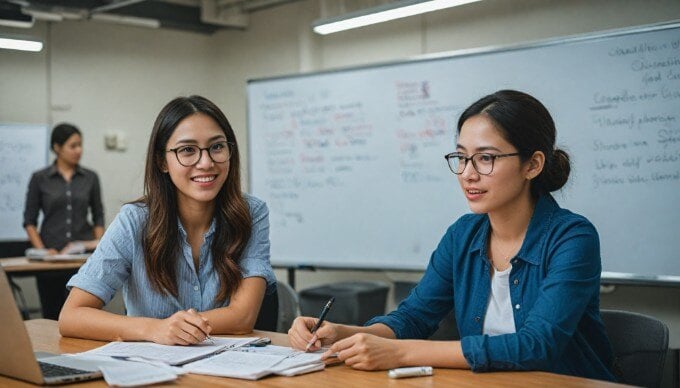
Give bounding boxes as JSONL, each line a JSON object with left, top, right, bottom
{"left": 104, "top": 132, "right": 127, "bottom": 151}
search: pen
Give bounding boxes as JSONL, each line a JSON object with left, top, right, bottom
{"left": 305, "top": 297, "right": 335, "bottom": 351}
{"left": 174, "top": 302, "right": 214, "bottom": 345}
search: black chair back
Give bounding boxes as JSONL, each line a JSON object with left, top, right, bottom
{"left": 601, "top": 309, "right": 669, "bottom": 388}
{"left": 254, "top": 286, "right": 279, "bottom": 332}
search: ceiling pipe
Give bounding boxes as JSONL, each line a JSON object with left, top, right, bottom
{"left": 200, "top": 0, "right": 248, "bottom": 28}
{"left": 90, "top": 0, "right": 148, "bottom": 14}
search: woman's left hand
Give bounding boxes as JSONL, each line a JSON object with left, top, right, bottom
{"left": 323, "top": 333, "right": 405, "bottom": 370}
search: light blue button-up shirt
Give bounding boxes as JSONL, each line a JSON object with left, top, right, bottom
{"left": 67, "top": 194, "right": 275, "bottom": 318}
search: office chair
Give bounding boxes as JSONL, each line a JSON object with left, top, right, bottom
{"left": 601, "top": 309, "right": 669, "bottom": 388}
{"left": 276, "top": 281, "right": 300, "bottom": 333}
{"left": 254, "top": 286, "right": 279, "bottom": 332}
{"left": 393, "top": 281, "right": 459, "bottom": 340}
{"left": 1, "top": 241, "right": 33, "bottom": 319}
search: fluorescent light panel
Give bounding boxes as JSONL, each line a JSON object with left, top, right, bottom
{"left": 313, "top": 0, "right": 482, "bottom": 35}
{"left": 0, "top": 37, "right": 43, "bottom": 52}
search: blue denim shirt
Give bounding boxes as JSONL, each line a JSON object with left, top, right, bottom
{"left": 367, "top": 194, "right": 615, "bottom": 381}
{"left": 67, "top": 194, "right": 276, "bottom": 318}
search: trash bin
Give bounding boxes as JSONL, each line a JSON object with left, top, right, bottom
{"left": 298, "top": 281, "right": 389, "bottom": 325}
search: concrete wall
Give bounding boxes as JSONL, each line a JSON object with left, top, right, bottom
{"left": 1, "top": 0, "right": 679, "bottom": 347}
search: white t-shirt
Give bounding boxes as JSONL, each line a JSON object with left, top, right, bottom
{"left": 483, "top": 264, "right": 517, "bottom": 336}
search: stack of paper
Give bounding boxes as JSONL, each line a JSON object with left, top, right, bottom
{"left": 80, "top": 337, "right": 256, "bottom": 365}
{"left": 182, "top": 345, "right": 326, "bottom": 380}
{"left": 77, "top": 338, "right": 327, "bottom": 382}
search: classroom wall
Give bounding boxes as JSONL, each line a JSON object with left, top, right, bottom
{"left": 1, "top": 0, "right": 679, "bottom": 347}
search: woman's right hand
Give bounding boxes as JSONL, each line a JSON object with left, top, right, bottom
{"left": 146, "top": 309, "right": 212, "bottom": 345}
{"left": 288, "top": 316, "right": 340, "bottom": 351}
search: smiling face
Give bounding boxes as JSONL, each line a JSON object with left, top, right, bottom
{"left": 164, "top": 113, "right": 230, "bottom": 209}
{"left": 456, "top": 114, "right": 534, "bottom": 215}
{"left": 54, "top": 133, "right": 83, "bottom": 167}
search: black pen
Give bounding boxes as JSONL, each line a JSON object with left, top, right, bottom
{"left": 305, "top": 297, "right": 335, "bottom": 351}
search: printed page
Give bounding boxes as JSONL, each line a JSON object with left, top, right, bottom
{"left": 274, "top": 362, "right": 325, "bottom": 377}
{"left": 182, "top": 350, "right": 287, "bottom": 380}
{"left": 100, "top": 363, "right": 178, "bottom": 387}
{"left": 81, "top": 337, "right": 256, "bottom": 365}
{"left": 233, "top": 345, "right": 326, "bottom": 375}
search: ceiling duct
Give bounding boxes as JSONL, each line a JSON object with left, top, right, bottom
{"left": 0, "top": 2, "right": 33, "bottom": 28}
{"left": 200, "top": 0, "right": 248, "bottom": 29}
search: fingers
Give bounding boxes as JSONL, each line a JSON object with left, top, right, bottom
{"left": 166, "top": 309, "right": 212, "bottom": 345}
{"left": 186, "top": 309, "right": 213, "bottom": 334}
{"left": 329, "top": 334, "right": 376, "bottom": 369}
{"left": 288, "top": 316, "right": 319, "bottom": 350}
{"left": 330, "top": 335, "right": 358, "bottom": 360}
{"left": 304, "top": 334, "right": 318, "bottom": 352}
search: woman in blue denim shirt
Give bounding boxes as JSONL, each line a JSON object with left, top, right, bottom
{"left": 59, "top": 96, "right": 275, "bottom": 345}
{"left": 289, "top": 90, "right": 615, "bottom": 381}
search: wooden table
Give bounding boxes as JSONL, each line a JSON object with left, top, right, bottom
{"left": 1, "top": 257, "right": 86, "bottom": 275}
{"left": 0, "top": 320, "right": 628, "bottom": 387}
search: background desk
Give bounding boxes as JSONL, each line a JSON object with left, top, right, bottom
{"left": 0, "top": 319, "right": 626, "bottom": 387}
{"left": 1, "top": 257, "right": 86, "bottom": 275}
{"left": 1, "top": 257, "right": 86, "bottom": 320}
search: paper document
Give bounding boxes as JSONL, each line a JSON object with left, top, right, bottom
{"left": 100, "top": 363, "right": 178, "bottom": 387}
{"left": 81, "top": 337, "right": 256, "bottom": 366}
{"left": 183, "top": 344, "right": 326, "bottom": 380}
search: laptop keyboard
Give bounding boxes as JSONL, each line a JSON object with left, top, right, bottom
{"left": 39, "top": 361, "right": 92, "bottom": 377}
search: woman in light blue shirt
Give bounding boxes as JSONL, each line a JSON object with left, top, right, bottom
{"left": 60, "top": 96, "right": 275, "bottom": 345}
{"left": 288, "top": 90, "right": 614, "bottom": 381}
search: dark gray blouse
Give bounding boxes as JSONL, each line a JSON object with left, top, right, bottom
{"left": 23, "top": 164, "right": 104, "bottom": 251}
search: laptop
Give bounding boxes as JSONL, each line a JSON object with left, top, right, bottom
{"left": 0, "top": 267, "right": 102, "bottom": 385}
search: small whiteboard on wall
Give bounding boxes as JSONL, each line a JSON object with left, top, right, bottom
{"left": 0, "top": 124, "right": 49, "bottom": 241}
{"left": 248, "top": 22, "right": 680, "bottom": 279}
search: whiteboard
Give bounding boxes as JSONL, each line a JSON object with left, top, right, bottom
{"left": 248, "top": 22, "right": 680, "bottom": 278}
{"left": 0, "top": 124, "right": 49, "bottom": 241}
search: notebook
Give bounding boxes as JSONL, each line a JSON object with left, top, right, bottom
{"left": 182, "top": 344, "right": 328, "bottom": 380}
{"left": 0, "top": 267, "right": 102, "bottom": 385}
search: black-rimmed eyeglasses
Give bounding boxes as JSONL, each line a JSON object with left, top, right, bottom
{"left": 444, "top": 152, "right": 520, "bottom": 175}
{"left": 167, "top": 142, "right": 233, "bottom": 167}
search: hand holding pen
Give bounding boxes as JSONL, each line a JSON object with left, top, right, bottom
{"left": 147, "top": 307, "right": 214, "bottom": 346}
{"left": 305, "top": 297, "right": 335, "bottom": 351}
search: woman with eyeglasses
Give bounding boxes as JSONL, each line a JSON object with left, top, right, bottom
{"left": 59, "top": 95, "right": 275, "bottom": 345}
{"left": 289, "top": 90, "right": 615, "bottom": 381}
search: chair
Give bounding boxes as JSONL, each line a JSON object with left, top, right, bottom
{"left": 1, "top": 241, "right": 33, "bottom": 319}
{"left": 254, "top": 286, "right": 279, "bottom": 332}
{"left": 600, "top": 309, "right": 669, "bottom": 388}
{"left": 393, "top": 281, "right": 459, "bottom": 340}
{"left": 299, "top": 281, "right": 389, "bottom": 326}
{"left": 276, "top": 282, "right": 300, "bottom": 333}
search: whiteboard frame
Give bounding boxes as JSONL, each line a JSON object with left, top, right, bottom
{"left": 0, "top": 123, "right": 50, "bottom": 242}
{"left": 247, "top": 20, "right": 680, "bottom": 285}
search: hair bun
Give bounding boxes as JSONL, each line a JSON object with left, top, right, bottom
{"left": 542, "top": 148, "right": 570, "bottom": 192}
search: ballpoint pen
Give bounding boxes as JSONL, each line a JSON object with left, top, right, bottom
{"left": 305, "top": 297, "right": 335, "bottom": 351}
{"left": 172, "top": 301, "right": 214, "bottom": 345}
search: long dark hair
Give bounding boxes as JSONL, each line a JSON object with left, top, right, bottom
{"left": 139, "top": 95, "right": 251, "bottom": 304}
{"left": 457, "top": 90, "right": 570, "bottom": 198}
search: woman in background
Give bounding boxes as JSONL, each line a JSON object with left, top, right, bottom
{"left": 289, "top": 90, "right": 615, "bottom": 381}
{"left": 59, "top": 95, "right": 275, "bottom": 345}
{"left": 23, "top": 123, "right": 104, "bottom": 320}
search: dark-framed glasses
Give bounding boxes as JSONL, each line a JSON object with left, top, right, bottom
{"left": 167, "top": 141, "right": 233, "bottom": 167}
{"left": 444, "top": 152, "right": 520, "bottom": 175}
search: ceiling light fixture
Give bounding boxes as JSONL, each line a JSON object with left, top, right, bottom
{"left": 313, "top": 0, "right": 482, "bottom": 35}
{"left": 0, "top": 37, "right": 43, "bottom": 52}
